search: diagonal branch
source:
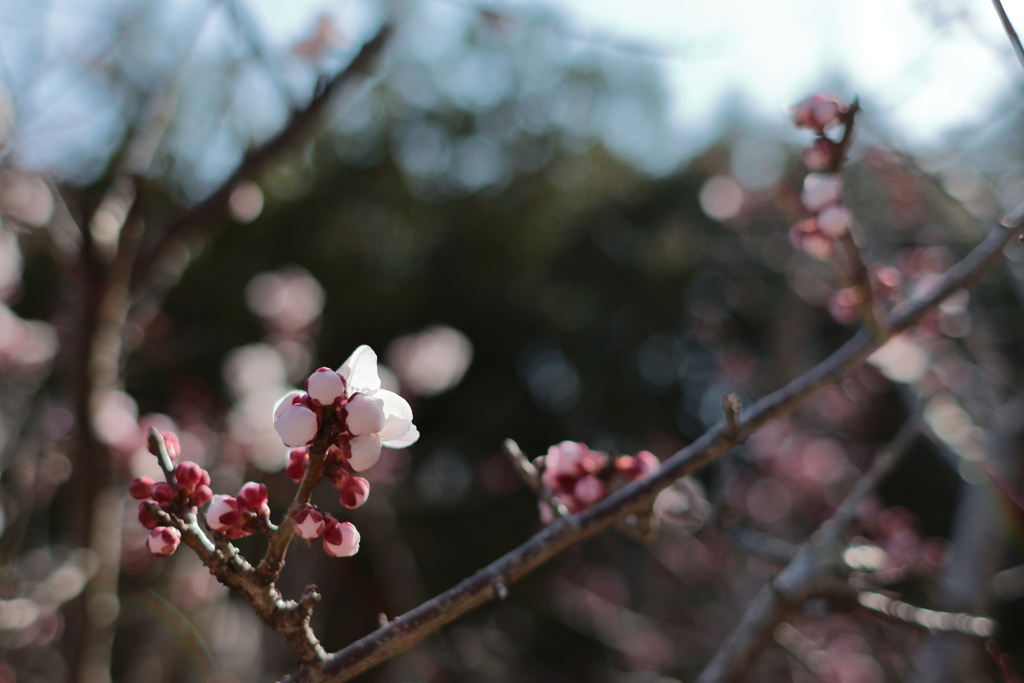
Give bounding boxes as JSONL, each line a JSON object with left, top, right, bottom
{"left": 694, "top": 415, "right": 922, "bottom": 683}
{"left": 128, "top": 24, "right": 392, "bottom": 303}
{"left": 279, "top": 222, "right": 1020, "bottom": 683}
{"left": 992, "top": 0, "right": 1024, "bottom": 74}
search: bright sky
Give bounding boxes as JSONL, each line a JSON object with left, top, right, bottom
{"left": 243, "top": 0, "right": 1024, "bottom": 153}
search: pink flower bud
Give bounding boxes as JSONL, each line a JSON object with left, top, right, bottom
{"left": 828, "top": 288, "right": 861, "bottom": 325}
{"left": 801, "top": 232, "right": 835, "bottom": 260}
{"left": 138, "top": 501, "right": 160, "bottom": 530}
{"left": 206, "top": 495, "right": 241, "bottom": 532}
{"left": 344, "top": 393, "right": 385, "bottom": 436}
{"left": 634, "top": 451, "right": 660, "bottom": 477}
{"left": 174, "top": 461, "right": 205, "bottom": 489}
{"left": 801, "top": 173, "right": 842, "bottom": 213}
{"left": 801, "top": 138, "right": 837, "bottom": 172}
{"left": 147, "top": 526, "right": 181, "bottom": 558}
{"left": 792, "top": 94, "right": 845, "bottom": 130}
{"left": 306, "top": 367, "right": 344, "bottom": 406}
{"left": 573, "top": 475, "right": 606, "bottom": 506}
{"left": 285, "top": 448, "right": 308, "bottom": 483}
{"left": 338, "top": 477, "right": 370, "bottom": 509}
{"left": 151, "top": 481, "right": 176, "bottom": 503}
{"left": 293, "top": 508, "right": 325, "bottom": 540}
{"left": 347, "top": 434, "right": 381, "bottom": 472}
{"left": 545, "top": 441, "right": 586, "bottom": 479}
{"left": 323, "top": 521, "right": 360, "bottom": 557}
{"left": 871, "top": 264, "right": 902, "bottom": 300}
{"left": 191, "top": 484, "right": 213, "bottom": 506}
{"left": 237, "top": 482, "right": 269, "bottom": 510}
{"left": 817, "top": 204, "right": 850, "bottom": 238}
{"left": 129, "top": 477, "right": 154, "bottom": 500}
{"left": 274, "top": 404, "right": 319, "bottom": 447}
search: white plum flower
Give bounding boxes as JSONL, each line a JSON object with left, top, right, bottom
{"left": 338, "top": 345, "right": 420, "bottom": 449}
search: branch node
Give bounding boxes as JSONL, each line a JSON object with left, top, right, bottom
{"left": 722, "top": 392, "right": 742, "bottom": 441}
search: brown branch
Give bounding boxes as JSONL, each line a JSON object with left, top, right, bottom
{"left": 256, "top": 407, "right": 340, "bottom": 583}
{"left": 274, "top": 222, "right": 1019, "bottom": 683}
{"left": 128, "top": 24, "right": 392, "bottom": 303}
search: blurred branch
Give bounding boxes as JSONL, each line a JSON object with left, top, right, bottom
{"left": 857, "top": 592, "right": 996, "bottom": 637}
{"left": 277, "top": 223, "right": 1018, "bottom": 683}
{"left": 991, "top": 0, "right": 1024, "bottom": 74}
{"left": 909, "top": 399, "right": 1024, "bottom": 683}
{"left": 128, "top": 23, "right": 393, "bottom": 310}
{"left": 694, "top": 415, "right": 921, "bottom": 683}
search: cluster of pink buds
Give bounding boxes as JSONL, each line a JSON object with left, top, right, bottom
{"left": 789, "top": 94, "right": 853, "bottom": 261}
{"left": 205, "top": 482, "right": 270, "bottom": 539}
{"left": 539, "top": 441, "right": 659, "bottom": 520}
{"left": 131, "top": 435, "right": 214, "bottom": 557}
{"left": 271, "top": 345, "right": 418, "bottom": 557}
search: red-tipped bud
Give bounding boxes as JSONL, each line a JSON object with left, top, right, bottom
{"left": 206, "top": 495, "right": 241, "bottom": 532}
{"left": 147, "top": 526, "right": 181, "bottom": 557}
{"left": 323, "top": 521, "right": 360, "bottom": 557}
{"left": 285, "top": 448, "right": 309, "bottom": 483}
{"left": 294, "top": 508, "right": 326, "bottom": 540}
{"left": 828, "top": 287, "right": 862, "bottom": 325}
{"left": 237, "top": 482, "right": 268, "bottom": 511}
{"left": 174, "top": 461, "right": 205, "bottom": 489}
{"left": 151, "top": 481, "right": 176, "bottom": 503}
{"left": 138, "top": 501, "right": 161, "bottom": 530}
{"left": 129, "top": 476, "right": 154, "bottom": 500}
{"left": 191, "top": 484, "right": 213, "bottom": 506}
{"left": 148, "top": 430, "right": 181, "bottom": 460}
{"left": 338, "top": 477, "right": 371, "bottom": 509}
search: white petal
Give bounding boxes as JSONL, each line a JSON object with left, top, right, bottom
{"left": 306, "top": 368, "right": 343, "bottom": 405}
{"left": 338, "top": 345, "right": 381, "bottom": 394}
{"left": 273, "top": 390, "right": 305, "bottom": 420}
{"left": 275, "top": 405, "right": 319, "bottom": 447}
{"left": 345, "top": 393, "right": 385, "bottom": 436}
{"left": 382, "top": 423, "right": 419, "bottom": 449}
{"left": 348, "top": 434, "right": 381, "bottom": 471}
{"left": 375, "top": 389, "right": 413, "bottom": 442}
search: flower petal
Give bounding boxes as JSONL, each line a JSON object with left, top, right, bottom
{"left": 345, "top": 393, "right": 385, "bottom": 436}
{"left": 275, "top": 405, "right": 319, "bottom": 447}
{"left": 382, "top": 423, "right": 419, "bottom": 449}
{"left": 348, "top": 434, "right": 382, "bottom": 471}
{"left": 273, "top": 390, "right": 305, "bottom": 420}
{"left": 338, "top": 345, "right": 381, "bottom": 394}
{"left": 375, "top": 389, "right": 413, "bottom": 442}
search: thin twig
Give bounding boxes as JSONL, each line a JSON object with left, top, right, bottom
{"left": 128, "top": 24, "right": 392, "bottom": 305}
{"left": 502, "top": 439, "right": 569, "bottom": 517}
{"left": 858, "top": 592, "right": 995, "bottom": 636}
{"left": 992, "top": 0, "right": 1024, "bottom": 74}
{"left": 279, "top": 223, "right": 1019, "bottom": 683}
